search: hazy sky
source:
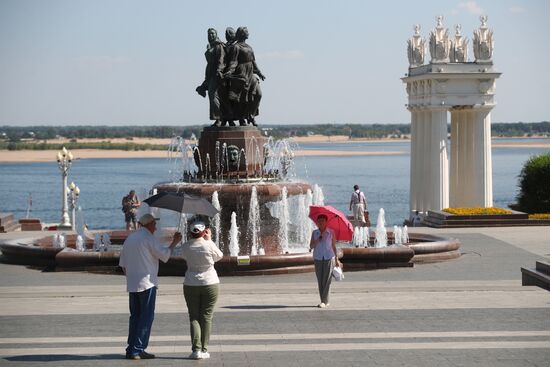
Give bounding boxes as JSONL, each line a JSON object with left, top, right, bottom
{"left": 0, "top": 0, "right": 548, "bottom": 126}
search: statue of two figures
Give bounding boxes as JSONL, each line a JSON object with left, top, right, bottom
{"left": 196, "top": 27, "right": 266, "bottom": 127}
{"left": 407, "top": 16, "right": 492, "bottom": 67}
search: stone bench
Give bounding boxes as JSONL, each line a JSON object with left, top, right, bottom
{"left": 521, "top": 261, "right": 550, "bottom": 291}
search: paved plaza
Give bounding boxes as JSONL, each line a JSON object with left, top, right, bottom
{"left": 0, "top": 226, "right": 549, "bottom": 366}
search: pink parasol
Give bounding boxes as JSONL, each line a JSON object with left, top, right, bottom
{"left": 309, "top": 205, "right": 354, "bottom": 241}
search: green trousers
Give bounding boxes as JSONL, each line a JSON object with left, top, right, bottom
{"left": 183, "top": 284, "right": 219, "bottom": 352}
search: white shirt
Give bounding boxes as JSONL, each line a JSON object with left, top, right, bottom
{"left": 119, "top": 227, "right": 172, "bottom": 292}
{"left": 312, "top": 229, "right": 335, "bottom": 261}
{"left": 350, "top": 190, "right": 366, "bottom": 206}
{"left": 181, "top": 237, "right": 223, "bottom": 286}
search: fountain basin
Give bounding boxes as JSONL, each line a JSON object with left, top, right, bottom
{"left": 0, "top": 231, "right": 461, "bottom": 275}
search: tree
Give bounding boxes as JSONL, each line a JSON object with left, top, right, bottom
{"left": 516, "top": 152, "right": 550, "bottom": 213}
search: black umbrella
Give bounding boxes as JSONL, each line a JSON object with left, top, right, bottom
{"left": 143, "top": 192, "right": 219, "bottom": 217}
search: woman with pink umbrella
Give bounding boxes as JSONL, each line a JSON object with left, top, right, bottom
{"left": 309, "top": 212, "right": 343, "bottom": 308}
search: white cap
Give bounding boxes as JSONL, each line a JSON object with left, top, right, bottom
{"left": 138, "top": 213, "right": 157, "bottom": 226}
{"left": 190, "top": 221, "right": 206, "bottom": 234}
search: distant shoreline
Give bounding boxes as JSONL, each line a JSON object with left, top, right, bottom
{"left": 0, "top": 136, "right": 548, "bottom": 163}
{"left": 0, "top": 149, "right": 409, "bottom": 163}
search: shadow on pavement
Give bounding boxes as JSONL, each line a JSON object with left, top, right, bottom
{"left": 5, "top": 354, "right": 190, "bottom": 362}
{"left": 5, "top": 354, "right": 123, "bottom": 362}
{"left": 222, "top": 304, "right": 316, "bottom": 309}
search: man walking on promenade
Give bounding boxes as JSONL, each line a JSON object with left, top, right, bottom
{"left": 119, "top": 213, "right": 182, "bottom": 360}
{"left": 349, "top": 184, "right": 367, "bottom": 223}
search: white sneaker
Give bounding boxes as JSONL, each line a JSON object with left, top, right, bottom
{"left": 317, "top": 302, "right": 326, "bottom": 308}
{"left": 189, "top": 351, "right": 201, "bottom": 360}
{"left": 200, "top": 351, "right": 210, "bottom": 359}
{"left": 325, "top": 303, "right": 330, "bottom": 307}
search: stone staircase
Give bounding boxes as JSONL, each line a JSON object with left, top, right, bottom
{"left": 521, "top": 261, "right": 550, "bottom": 291}
{"left": 0, "top": 213, "right": 21, "bottom": 233}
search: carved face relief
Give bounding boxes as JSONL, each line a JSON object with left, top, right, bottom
{"left": 227, "top": 145, "right": 240, "bottom": 169}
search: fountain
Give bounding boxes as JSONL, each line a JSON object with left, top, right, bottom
{"left": 75, "top": 235, "right": 85, "bottom": 252}
{"left": 228, "top": 212, "right": 240, "bottom": 256}
{"left": 374, "top": 208, "right": 388, "bottom": 248}
{"left": 154, "top": 125, "right": 312, "bottom": 255}
{"left": 211, "top": 191, "right": 221, "bottom": 247}
{"left": 393, "top": 225, "right": 402, "bottom": 245}
{"left": 248, "top": 186, "right": 261, "bottom": 255}
{"left": 0, "top": 27, "right": 462, "bottom": 275}
{"left": 402, "top": 225, "right": 409, "bottom": 244}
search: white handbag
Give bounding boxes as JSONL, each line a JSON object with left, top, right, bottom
{"left": 332, "top": 266, "right": 344, "bottom": 281}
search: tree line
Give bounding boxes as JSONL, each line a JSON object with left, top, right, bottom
{"left": 1, "top": 122, "right": 549, "bottom": 142}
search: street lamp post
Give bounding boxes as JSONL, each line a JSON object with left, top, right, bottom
{"left": 68, "top": 182, "right": 80, "bottom": 230}
{"left": 56, "top": 147, "right": 73, "bottom": 229}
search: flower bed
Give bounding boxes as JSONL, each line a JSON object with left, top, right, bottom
{"left": 442, "top": 207, "right": 513, "bottom": 216}
{"left": 529, "top": 213, "right": 550, "bottom": 220}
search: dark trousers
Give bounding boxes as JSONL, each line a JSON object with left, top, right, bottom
{"left": 184, "top": 284, "right": 219, "bottom": 353}
{"left": 126, "top": 286, "right": 156, "bottom": 356}
{"left": 314, "top": 258, "right": 334, "bottom": 304}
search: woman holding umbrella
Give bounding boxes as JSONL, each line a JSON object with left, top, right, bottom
{"left": 310, "top": 213, "right": 341, "bottom": 308}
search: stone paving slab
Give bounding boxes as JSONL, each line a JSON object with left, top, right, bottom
{"left": 0, "top": 230, "right": 549, "bottom": 366}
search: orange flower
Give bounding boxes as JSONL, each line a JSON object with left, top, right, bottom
{"left": 529, "top": 213, "right": 550, "bottom": 220}
{"left": 443, "top": 207, "right": 512, "bottom": 215}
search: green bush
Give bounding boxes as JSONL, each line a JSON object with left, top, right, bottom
{"left": 516, "top": 152, "right": 550, "bottom": 213}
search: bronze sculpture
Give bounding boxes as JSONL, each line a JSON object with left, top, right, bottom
{"left": 196, "top": 28, "right": 226, "bottom": 127}
{"left": 197, "top": 27, "right": 265, "bottom": 127}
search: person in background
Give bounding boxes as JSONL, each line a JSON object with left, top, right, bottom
{"left": 122, "top": 190, "right": 141, "bottom": 230}
{"left": 181, "top": 221, "right": 224, "bottom": 360}
{"left": 309, "top": 214, "right": 341, "bottom": 308}
{"left": 349, "top": 185, "right": 367, "bottom": 223}
{"left": 411, "top": 210, "right": 423, "bottom": 227}
{"left": 119, "top": 213, "right": 182, "bottom": 360}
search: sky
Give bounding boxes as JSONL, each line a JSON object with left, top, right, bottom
{"left": 0, "top": 0, "right": 548, "bottom": 126}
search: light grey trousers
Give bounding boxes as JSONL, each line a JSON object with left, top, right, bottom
{"left": 314, "top": 258, "right": 334, "bottom": 304}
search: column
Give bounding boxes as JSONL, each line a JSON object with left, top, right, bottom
{"left": 465, "top": 110, "right": 475, "bottom": 206}
{"left": 409, "top": 109, "right": 418, "bottom": 214}
{"left": 414, "top": 110, "right": 425, "bottom": 212}
{"left": 450, "top": 109, "right": 469, "bottom": 207}
{"left": 449, "top": 110, "right": 459, "bottom": 207}
{"left": 452, "top": 108, "right": 492, "bottom": 208}
{"left": 421, "top": 109, "right": 432, "bottom": 212}
{"left": 430, "top": 108, "right": 449, "bottom": 211}
{"left": 472, "top": 108, "right": 493, "bottom": 206}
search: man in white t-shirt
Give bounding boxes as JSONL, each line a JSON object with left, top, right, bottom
{"left": 349, "top": 185, "right": 367, "bottom": 223}
{"left": 119, "top": 213, "right": 182, "bottom": 360}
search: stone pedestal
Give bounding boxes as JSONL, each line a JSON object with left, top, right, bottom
{"left": 197, "top": 126, "right": 266, "bottom": 180}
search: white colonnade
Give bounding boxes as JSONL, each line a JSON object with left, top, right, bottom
{"left": 404, "top": 16, "right": 500, "bottom": 217}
